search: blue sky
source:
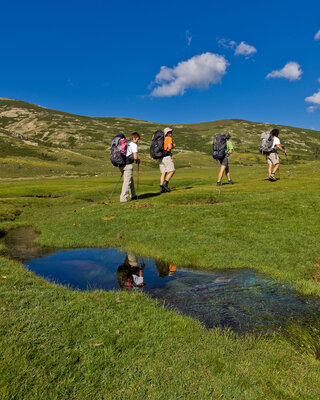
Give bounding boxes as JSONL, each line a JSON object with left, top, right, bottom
{"left": 1, "top": 0, "right": 320, "bottom": 129}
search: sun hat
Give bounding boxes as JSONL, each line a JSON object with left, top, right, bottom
{"left": 163, "top": 127, "right": 173, "bottom": 136}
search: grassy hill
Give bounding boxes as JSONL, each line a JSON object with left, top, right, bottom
{"left": 1, "top": 98, "right": 319, "bottom": 178}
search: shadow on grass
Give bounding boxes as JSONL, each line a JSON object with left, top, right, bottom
{"left": 171, "top": 186, "right": 193, "bottom": 191}
{"left": 137, "top": 192, "right": 161, "bottom": 199}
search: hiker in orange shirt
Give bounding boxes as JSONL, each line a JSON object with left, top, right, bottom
{"left": 159, "top": 127, "right": 176, "bottom": 193}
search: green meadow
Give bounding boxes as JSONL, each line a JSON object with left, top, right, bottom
{"left": 1, "top": 159, "right": 320, "bottom": 399}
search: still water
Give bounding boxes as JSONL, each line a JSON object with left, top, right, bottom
{"left": 3, "top": 227, "right": 320, "bottom": 334}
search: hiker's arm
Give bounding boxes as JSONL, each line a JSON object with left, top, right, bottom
{"left": 133, "top": 152, "right": 140, "bottom": 164}
{"left": 229, "top": 149, "right": 233, "bottom": 154}
{"left": 276, "top": 144, "right": 286, "bottom": 153}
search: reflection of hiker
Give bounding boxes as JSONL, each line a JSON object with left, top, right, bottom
{"left": 266, "top": 129, "right": 286, "bottom": 181}
{"left": 119, "top": 132, "right": 141, "bottom": 202}
{"left": 159, "top": 128, "right": 176, "bottom": 193}
{"left": 155, "top": 260, "right": 177, "bottom": 277}
{"left": 213, "top": 133, "right": 234, "bottom": 186}
{"left": 116, "top": 253, "right": 146, "bottom": 290}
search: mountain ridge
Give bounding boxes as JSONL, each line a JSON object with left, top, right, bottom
{"left": 1, "top": 98, "right": 319, "bottom": 178}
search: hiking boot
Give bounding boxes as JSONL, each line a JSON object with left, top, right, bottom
{"left": 228, "top": 180, "right": 234, "bottom": 184}
{"left": 269, "top": 175, "right": 276, "bottom": 181}
{"left": 160, "top": 185, "right": 167, "bottom": 193}
{"left": 163, "top": 180, "right": 171, "bottom": 191}
{"left": 216, "top": 181, "right": 222, "bottom": 187}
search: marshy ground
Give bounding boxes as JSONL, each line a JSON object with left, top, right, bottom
{"left": 1, "top": 162, "right": 320, "bottom": 399}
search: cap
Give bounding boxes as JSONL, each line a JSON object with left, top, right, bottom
{"left": 163, "top": 127, "right": 173, "bottom": 136}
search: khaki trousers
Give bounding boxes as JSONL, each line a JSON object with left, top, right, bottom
{"left": 119, "top": 164, "right": 136, "bottom": 202}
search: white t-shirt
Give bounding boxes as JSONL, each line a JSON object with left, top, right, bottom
{"left": 272, "top": 136, "right": 280, "bottom": 150}
{"left": 126, "top": 141, "right": 138, "bottom": 157}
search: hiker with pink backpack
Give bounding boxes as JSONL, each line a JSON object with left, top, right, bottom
{"left": 110, "top": 132, "right": 141, "bottom": 202}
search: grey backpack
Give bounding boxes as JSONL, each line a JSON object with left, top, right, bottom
{"left": 259, "top": 131, "right": 273, "bottom": 154}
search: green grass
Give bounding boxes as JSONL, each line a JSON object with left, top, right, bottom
{"left": 1, "top": 161, "right": 320, "bottom": 399}
{"left": 1, "top": 258, "right": 320, "bottom": 400}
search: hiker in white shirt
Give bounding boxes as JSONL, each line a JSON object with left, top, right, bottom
{"left": 119, "top": 132, "right": 140, "bottom": 202}
{"left": 266, "top": 129, "right": 286, "bottom": 181}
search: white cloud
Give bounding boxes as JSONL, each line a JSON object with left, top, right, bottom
{"left": 150, "top": 53, "right": 229, "bottom": 97}
{"left": 318, "top": 77, "right": 320, "bottom": 83}
{"left": 305, "top": 89, "right": 320, "bottom": 112}
{"left": 307, "top": 106, "right": 318, "bottom": 113}
{"left": 305, "top": 89, "right": 320, "bottom": 105}
{"left": 186, "top": 30, "right": 192, "bottom": 46}
{"left": 266, "top": 62, "right": 302, "bottom": 81}
{"left": 218, "top": 38, "right": 236, "bottom": 49}
{"left": 314, "top": 29, "right": 320, "bottom": 41}
{"left": 234, "top": 41, "right": 257, "bottom": 57}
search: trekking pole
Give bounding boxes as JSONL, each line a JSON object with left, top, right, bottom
{"left": 283, "top": 148, "right": 293, "bottom": 176}
{"left": 136, "top": 162, "right": 140, "bottom": 201}
{"left": 107, "top": 172, "right": 123, "bottom": 201}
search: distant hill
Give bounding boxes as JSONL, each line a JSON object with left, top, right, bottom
{"left": 1, "top": 98, "right": 319, "bottom": 178}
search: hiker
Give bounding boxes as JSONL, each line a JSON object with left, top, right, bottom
{"left": 266, "top": 129, "right": 286, "bottom": 181}
{"left": 159, "top": 127, "right": 176, "bottom": 193}
{"left": 119, "top": 132, "right": 140, "bottom": 202}
{"left": 216, "top": 133, "right": 234, "bottom": 186}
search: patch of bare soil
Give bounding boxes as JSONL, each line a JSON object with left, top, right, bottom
{"left": 128, "top": 202, "right": 153, "bottom": 209}
{"left": 22, "top": 194, "right": 67, "bottom": 198}
{"left": 181, "top": 198, "right": 221, "bottom": 205}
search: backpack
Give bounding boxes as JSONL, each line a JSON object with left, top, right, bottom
{"left": 150, "top": 130, "right": 167, "bottom": 159}
{"left": 110, "top": 134, "right": 127, "bottom": 167}
{"left": 212, "top": 134, "right": 228, "bottom": 160}
{"left": 258, "top": 131, "right": 274, "bottom": 154}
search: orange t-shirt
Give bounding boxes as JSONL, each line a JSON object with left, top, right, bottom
{"left": 164, "top": 136, "right": 174, "bottom": 151}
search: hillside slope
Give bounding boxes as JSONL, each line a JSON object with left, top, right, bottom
{"left": 1, "top": 98, "right": 319, "bottom": 178}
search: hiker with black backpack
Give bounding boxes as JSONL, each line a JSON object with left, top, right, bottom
{"left": 150, "top": 127, "right": 176, "bottom": 193}
{"left": 159, "top": 128, "right": 176, "bottom": 193}
{"left": 110, "top": 132, "right": 141, "bottom": 202}
{"left": 213, "top": 133, "right": 234, "bottom": 186}
{"left": 259, "top": 128, "right": 286, "bottom": 181}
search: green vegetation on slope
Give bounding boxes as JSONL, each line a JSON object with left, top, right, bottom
{"left": 1, "top": 98, "right": 320, "bottom": 178}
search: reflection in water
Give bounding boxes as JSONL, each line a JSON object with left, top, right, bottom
{"left": 116, "top": 253, "right": 147, "bottom": 290}
{"left": 2, "top": 227, "right": 320, "bottom": 334}
{"left": 0, "top": 226, "right": 55, "bottom": 260}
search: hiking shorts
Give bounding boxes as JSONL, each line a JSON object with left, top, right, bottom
{"left": 219, "top": 155, "right": 229, "bottom": 167}
{"left": 266, "top": 152, "right": 279, "bottom": 165}
{"left": 159, "top": 155, "right": 175, "bottom": 174}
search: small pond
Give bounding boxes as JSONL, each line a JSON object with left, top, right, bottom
{"left": 2, "top": 227, "right": 320, "bottom": 334}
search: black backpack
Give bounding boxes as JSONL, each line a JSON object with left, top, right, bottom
{"left": 212, "top": 134, "right": 228, "bottom": 160}
{"left": 110, "top": 134, "right": 127, "bottom": 167}
{"left": 150, "top": 130, "right": 167, "bottom": 159}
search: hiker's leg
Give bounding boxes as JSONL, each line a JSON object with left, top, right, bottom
{"left": 160, "top": 172, "right": 166, "bottom": 185}
{"left": 225, "top": 166, "right": 231, "bottom": 180}
{"left": 165, "top": 170, "right": 175, "bottom": 182}
{"left": 268, "top": 162, "right": 273, "bottom": 176}
{"left": 218, "top": 165, "right": 226, "bottom": 182}
{"left": 271, "top": 153, "right": 280, "bottom": 175}
{"left": 272, "top": 163, "right": 280, "bottom": 174}
{"left": 127, "top": 165, "right": 136, "bottom": 198}
{"left": 163, "top": 156, "right": 175, "bottom": 183}
{"left": 120, "top": 165, "right": 133, "bottom": 202}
